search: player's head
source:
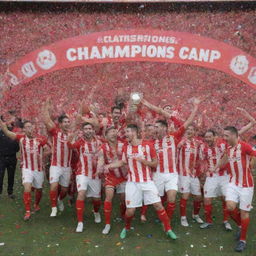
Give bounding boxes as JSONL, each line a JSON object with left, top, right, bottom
{"left": 144, "top": 124, "right": 155, "bottom": 140}
{"left": 111, "top": 106, "right": 122, "bottom": 123}
{"left": 186, "top": 124, "right": 196, "bottom": 138}
{"left": 98, "top": 112, "right": 106, "bottom": 123}
{"left": 125, "top": 124, "right": 139, "bottom": 142}
{"left": 82, "top": 122, "right": 94, "bottom": 139}
{"left": 105, "top": 126, "right": 118, "bottom": 142}
{"left": 224, "top": 126, "right": 238, "bottom": 145}
{"left": 204, "top": 129, "right": 216, "bottom": 145}
{"left": 155, "top": 120, "right": 168, "bottom": 138}
{"left": 58, "top": 115, "right": 70, "bottom": 132}
{"left": 22, "top": 121, "right": 34, "bottom": 137}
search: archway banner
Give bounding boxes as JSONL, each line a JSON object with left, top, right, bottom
{"left": 2, "top": 29, "right": 256, "bottom": 89}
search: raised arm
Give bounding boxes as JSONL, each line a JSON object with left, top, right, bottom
{"left": 77, "top": 100, "right": 100, "bottom": 132}
{"left": 141, "top": 99, "right": 171, "bottom": 119}
{"left": 0, "top": 119, "right": 17, "bottom": 140}
{"left": 42, "top": 98, "right": 55, "bottom": 131}
{"left": 183, "top": 97, "right": 201, "bottom": 129}
{"left": 237, "top": 107, "right": 256, "bottom": 136}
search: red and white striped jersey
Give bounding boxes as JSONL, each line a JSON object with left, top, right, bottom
{"left": 99, "top": 116, "right": 126, "bottom": 141}
{"left": 178, "top": 137, "right": 202, "bottom": 177}
{"left": 100, "top": 140, "right": 127, "bottom": 179}
{"left": 49, "top": 127, "right": 72, "bottom": 168}
{"left": 227, "top": 140, "right": 256, "bottom": 187}
{"left": 122, "top": 141, "right": 157, "bottom": 182}
{"left": 16, "top": 134, "right": 47, "bottom": 171}
{"left": 154, "top": 126, "right": 185, "bottom": 174}
{"left": 199, "top": 138, "right": 228, "bottom": 176}
{"left": 68, "top": 137, "right": 102, "bottom": 179}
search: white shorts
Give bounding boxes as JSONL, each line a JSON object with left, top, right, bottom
{"left": 178, "top": 176, "right": 201, "bottom": 196}
{"left": 116, "top": 182, "right": 126, "bottom": 194}
{"left": 125, "top": 181, "right": 161, "bottom": 208}
{"left": 204, "top": 175, "right": 229, "bottom": 198}
{"left": 49, "top": 166, "right": 71, "bottom": 187}
{"left": 153, "top": 172, "right": 178, "bottom": 196}
{"left": 22, "top": 168, "right": 44, "bottom": 189}
{"left": 76, "top": 175, "right": 101, "bottom": 198}
{"left": 226, "top": 183, "right": 254, "bottom": 211}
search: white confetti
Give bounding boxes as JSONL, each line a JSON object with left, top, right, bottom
{"left": 190, "top": 244, "right": 194, "bottom": 248}
{"left": 0, "top": 243, "right": 5, "bottom": 246}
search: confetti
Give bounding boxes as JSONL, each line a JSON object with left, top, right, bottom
{"left": 0, "top": 243, "right": 5, "bottom": 246}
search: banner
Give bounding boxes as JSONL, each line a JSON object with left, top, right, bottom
{"left": 2, "top": 29, "right": 256, "bottom": 89}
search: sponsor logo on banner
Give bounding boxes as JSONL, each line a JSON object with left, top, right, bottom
{"left": 230, "top": 55, "right": 249, "bottom": 75}
{"left": 36, "top": 50, "right": 57, "bottom": 70}
{"left": 21, "top": 61, "right": 37, "bottom": 78}
{"left": 248, "top": 67, "right": 256, "bottom": 85}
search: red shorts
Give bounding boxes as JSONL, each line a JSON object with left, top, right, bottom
{"left": 105, "top": 174, "right": 126, "bottom": 188}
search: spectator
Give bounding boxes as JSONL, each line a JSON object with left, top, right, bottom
{"left": 0, "top": 114, "right": 20, "bottom": 199}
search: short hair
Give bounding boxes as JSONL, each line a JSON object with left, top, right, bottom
{"left": 105, "top": 126, "right": 116, "bottom": 136}
{"left": 224, "top": 126, "right": 238, "bottom": 137}
{"left": 58, "top": 114, "right": 69, "bottom": 124}
{"left": 82, "top": 122, "right": 94, "bottom": 129}
{"left": 111, "top": 106, "right": 122, "bottom": 114}
{"left": 205, "top": 129, "right": 216, "bottom": 137}
{"left": 22, "top": 120, "right": 32, "bottom": 128}
{"left": 156, "top": 119, "right": 168, "bottom": 128}
{"left": 127, "top": 124, "right": 139, "bottom": 134}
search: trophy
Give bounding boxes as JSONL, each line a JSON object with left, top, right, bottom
{"left": 129, "top": 92, "right": 143, "bottom": 112}
{"left": 130, "top": 92, "right": 143, "bottom": 104}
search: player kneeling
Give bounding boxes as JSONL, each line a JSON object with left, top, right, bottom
{"left": 0, "top": 120, "right": 47, "bottom": 221}
{"left": 97, "top": 126, "right": 127, "bottom": 235}
{"left": 105, "top": 124, "right": 177, "bottom": 240}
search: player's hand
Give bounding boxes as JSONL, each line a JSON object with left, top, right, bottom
{"left": 103, "top": 165, "right": 110, "bottom": 174}
{"left": 209, "top": 166, "right": 218, "bottom": 173}
{"left": 134, "top": 157, "right": 145, "bottom": 164}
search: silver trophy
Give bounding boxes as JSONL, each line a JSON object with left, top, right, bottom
{"left": 130, "top": 92, "right": 143, "bottom": 104}
{"left": 129, "top": 92, "right": 143, "bottom": 112}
